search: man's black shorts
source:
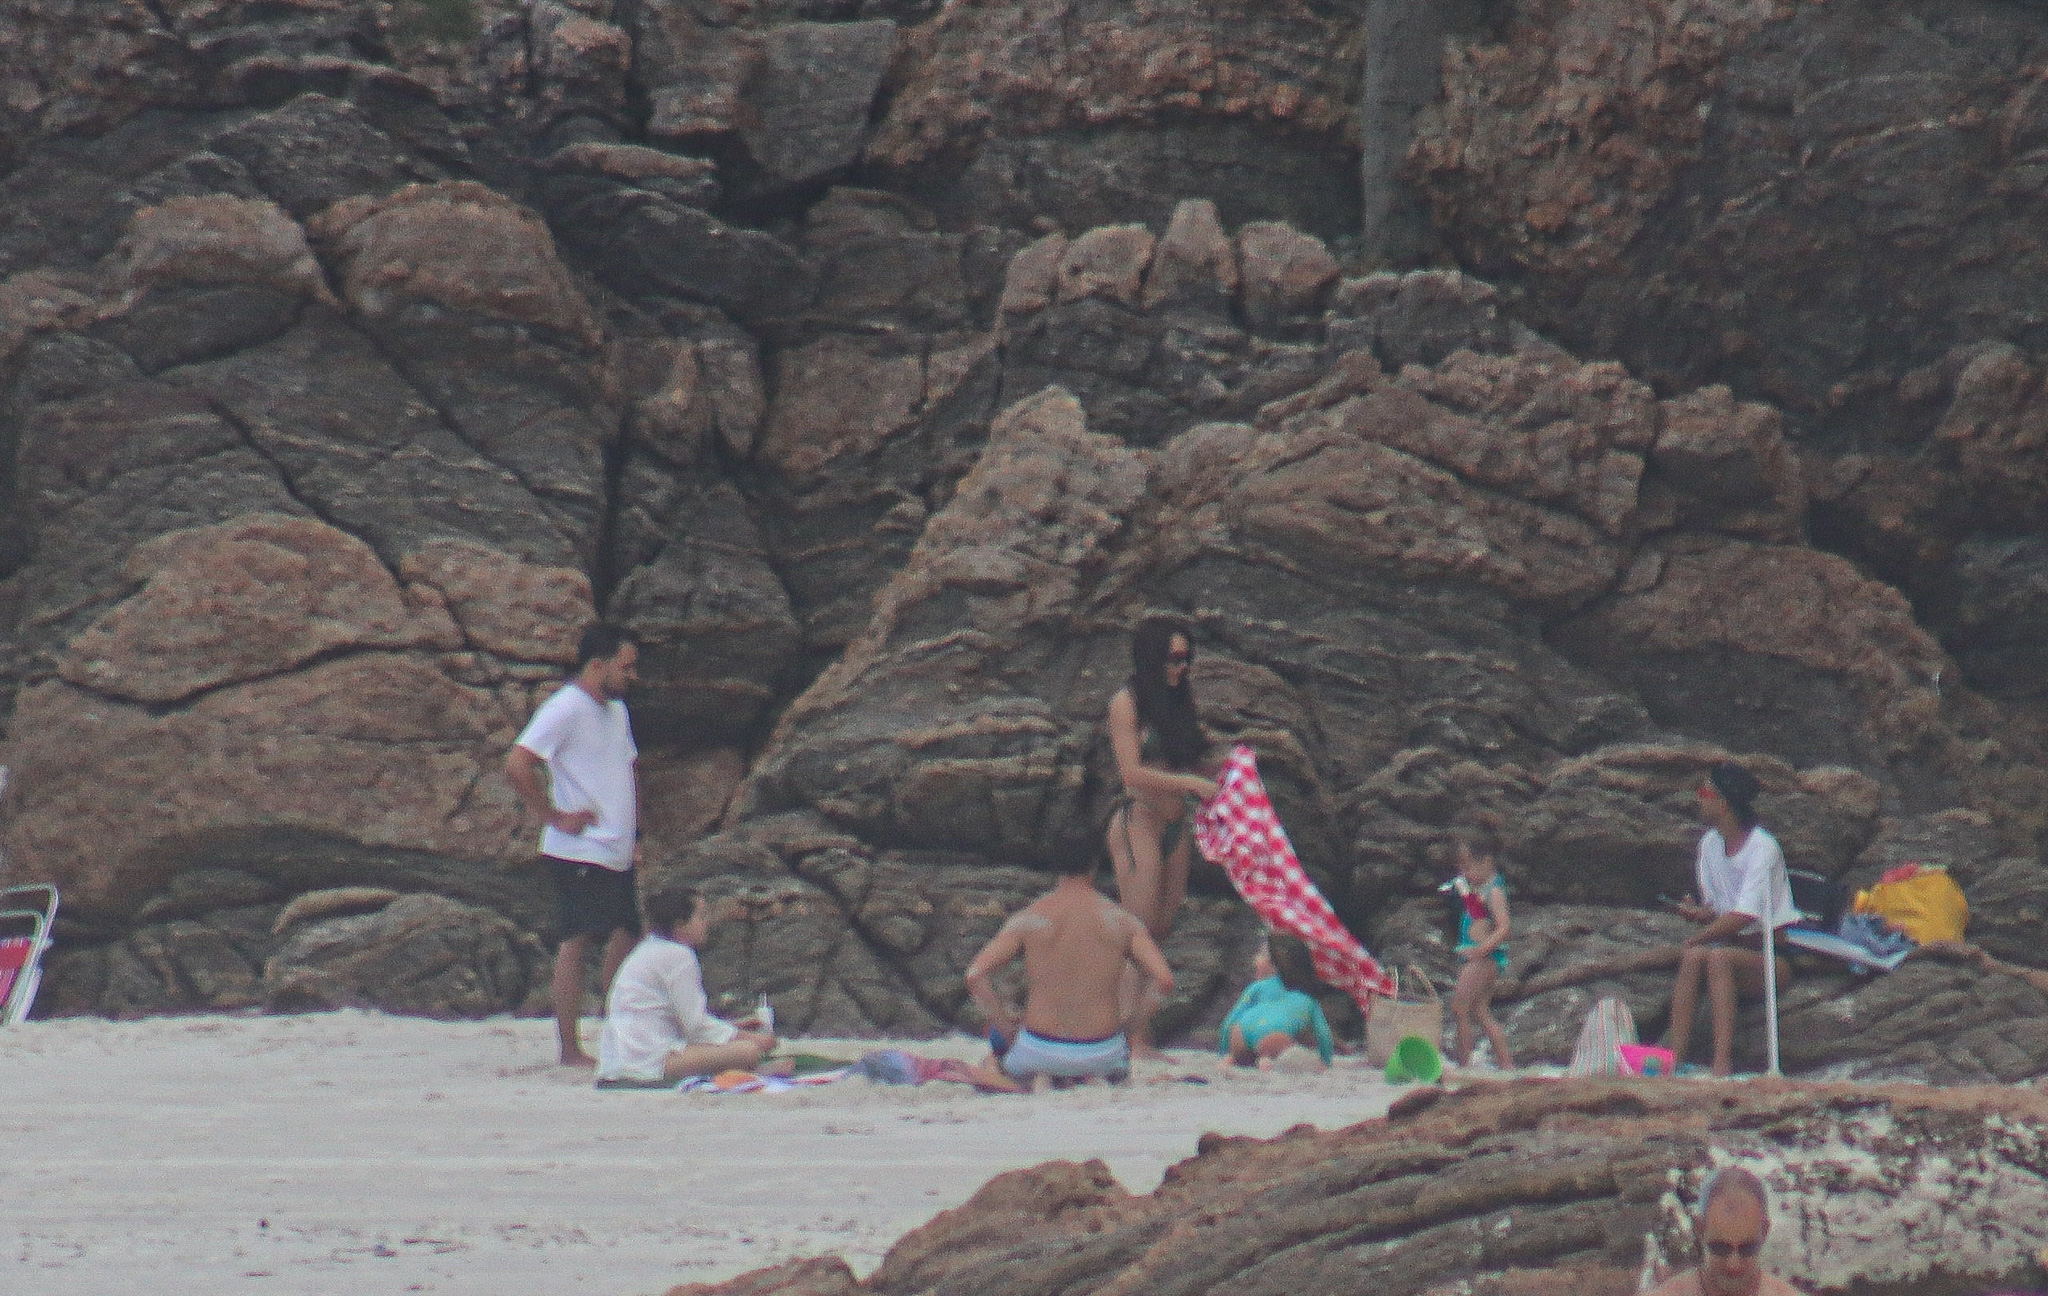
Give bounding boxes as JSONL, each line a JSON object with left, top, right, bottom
{"left": 544, "top": 858, "right": 640, "bottom": 940}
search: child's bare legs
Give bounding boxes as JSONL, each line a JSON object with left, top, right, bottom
{"left": 1450, "top": 956, "right": 1506, "bottom": 1067}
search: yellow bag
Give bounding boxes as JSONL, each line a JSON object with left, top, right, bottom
{"left": 1853, "top": 866, "right": 1969, "bottom": 945}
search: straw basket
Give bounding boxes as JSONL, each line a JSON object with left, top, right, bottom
{"left": 1365, "top": 965, "right": 1443, "bottom": 1068}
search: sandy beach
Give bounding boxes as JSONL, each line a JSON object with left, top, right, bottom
{"left": 3, "top": 1011, "right": 1414, "bottom": 1296}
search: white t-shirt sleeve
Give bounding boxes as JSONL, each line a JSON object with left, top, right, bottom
{"left": 666, "top": 946, "right": 738, "bottom": 1048}
{"left": 515, "top": 687, "right": 576, "bottom": 761}
{"left": 1731, "top": 832, "right": 1795, "bottom": 930}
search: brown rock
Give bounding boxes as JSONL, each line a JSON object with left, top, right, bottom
{"left": 1140, "top": 198, "right": 1237, "bottom": 312}
{"left": 1054, "top": 223, "right": 1154, "bottom": 308}
{"left": 1231, "top": 388, "right": 1628, "bottom": 609}
{"left": 1561, "top": 537, "right": 1950, "bottom": 758}
{"left": 681, "top": 1081, "right": 2048, "bottom": 1295}
{"left": 110, "top": 195, "right": 331, "bottom": 302}
{"left": 1651, "top": 384, "right": 1805, "bottom": 540}
{"left": 743, "top": 387, "right": 1145, "bottom": 859}
{"left": 638, "top": 748, "right": 747, "bottom": 850}
{"left": 398, "top": 538, "right": 593, "bottom": 664}
{"left": 263, "top": 892, "right": 544, "bottom": 1018}
{"left": 1933, "top": 343, "right": 2048, "bottom": 530}
{"left": 666, "top": 1257, "right": 859, "bottom": 1296}
{"left": 757, "top": 334, "right": 926, "bottom": 480}
{"left": 608, "top": 475, "right": 801, "bottom": 743}
{"left": 544, "top": 143, "right": 717, "bottom": 188}
{"left": 271, "top": 886, "right": 402, "bottom": 935}
{"left": 0, "top": 269, "right": 99, "bottom": 362}
{"left": 310, "top": 180, "right": 603, "bottom": 349}
{"left": 525, "top": 2, "right": 631, "bottom": 124}
{"left": 1384, "top": 350, "right": 1655, "bottom": 538}
{"left": 635, "top": 1, "right": 763, "bottom": 139}
{"left": 999, "top": 232, "right": 1067, "bottom": 317}
{"left": 866, "top": 0, "right": 1367, "bottom": 232}
{"left": 1235, "top": 220, "right": 1336, "bottom": 331}
{"left": 2, "top": 653, "right": 524, "bottom": 920}
{"left": 58, "top": 514, "right": 457, "bottom": 704}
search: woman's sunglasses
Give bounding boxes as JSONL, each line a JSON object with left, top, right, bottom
{"left": 1164, "top": 651, "right": 1191, "bottom": 664}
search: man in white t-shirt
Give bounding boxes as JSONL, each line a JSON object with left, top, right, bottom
{"left": 505, "top": 623, "right": 642, "bottom": 1067}
{"left": 1665, "top": 762, "right": 1795, "bottom": 1077}
{"left": 596, "top": 887, "right": 777, "bottom": 1085}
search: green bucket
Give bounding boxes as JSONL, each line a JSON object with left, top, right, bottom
{"left": 1385, "top": 1034, "right": 1444, "bottom": 1085}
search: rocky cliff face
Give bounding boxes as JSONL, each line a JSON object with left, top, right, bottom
{"left": 667, "top": 1080, "right": 2048, "bottom": 1296}
{"left": 2, "top": 0, "right": 2048, "bottom": 1072}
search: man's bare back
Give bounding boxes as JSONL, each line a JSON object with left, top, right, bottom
{"left": 966, "top": 874, "right": 1174, "bottom": 1044}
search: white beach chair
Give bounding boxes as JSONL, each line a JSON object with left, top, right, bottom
{"left": 0, "top": 882, "right": 57, "bottom": 1025}
{"left": 0, "top": 766, "right": 58, "bottom": 1025}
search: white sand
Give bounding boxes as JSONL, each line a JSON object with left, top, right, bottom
{"left": 3, "top": 1011, "right": 1414, "bottom": 1296}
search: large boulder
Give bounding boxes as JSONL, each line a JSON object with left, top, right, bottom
{"left": 672, "top": 1081, "right": 2048, "bottom": 1296}
{"left": 263, "top": 892, "right": 547, "bottom": 1018}
{"left": 865, "top": 0, "right": 1367, "bottom": 234}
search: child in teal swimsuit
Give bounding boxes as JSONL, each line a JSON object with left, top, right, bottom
{"left": 1218, "top": 932, "right": 1334, "bottom": 1070}
{"left": 1448, "top": 834, "right": 1513, "bottom": 1069}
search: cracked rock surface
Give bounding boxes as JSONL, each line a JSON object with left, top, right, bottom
{"left": 6, "top": 0, "right": 2048, "bottom": 1061}
{"left": 666, "top": 1079, "right": 2048, "bottom": 1296}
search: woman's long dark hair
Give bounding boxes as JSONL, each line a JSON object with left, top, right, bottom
{"left": 1128, "top": 614, "right": 1207, "bottom": 771}
{"left": 1708, "top": 762, "right": 1762, "bottom": 831}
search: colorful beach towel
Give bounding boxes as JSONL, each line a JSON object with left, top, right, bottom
{"left": 1194, "top": 743, "right": 1396, "bottom": 1011}
{"left": 675, "top": 1066, "right": 854, "bottom": 1094}
{"left": 856, "top": 1049, "right": 984, "bottom": 1087}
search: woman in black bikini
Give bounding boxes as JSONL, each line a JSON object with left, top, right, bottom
{"left": 1104, "top": 614, "right": 1219, "bottom": 1058}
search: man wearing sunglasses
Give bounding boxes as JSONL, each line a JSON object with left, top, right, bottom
{"left": 1646, "top": 1167, "right": 1799, "bottom": 1296}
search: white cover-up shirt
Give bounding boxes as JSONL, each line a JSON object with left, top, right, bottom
{"left": 515, "top": 682, "right": 637, "bottom": 870}
{"left": 1696, "top": 825, "right": 1795, "bottom": 934}
{"left": 597, "top": 937, "right": 738, "bottom": 1082}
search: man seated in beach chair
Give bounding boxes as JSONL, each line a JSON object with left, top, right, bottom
{"left": 596, "top": 888, "right": 778, "bottom": 1086}
{"left": 960, "top": 853, "right": 1175, "bottom": 1093}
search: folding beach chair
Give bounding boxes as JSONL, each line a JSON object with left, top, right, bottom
{"left": 0, "top": 882, "right": 57, "bottom": 1025}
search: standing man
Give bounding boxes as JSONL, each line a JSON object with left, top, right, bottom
{"left": 1645, "top": 1167, "right": 1799, "bottom": 1296}
{"left": 505, "top": 622, "right": 641, "bottom": 1067}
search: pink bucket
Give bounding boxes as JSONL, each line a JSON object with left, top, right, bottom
{"left": 1618, "top": 1043, "right": 1675, "bottom": 1077}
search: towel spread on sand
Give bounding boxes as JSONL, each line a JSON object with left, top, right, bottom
{"left": 1194, "top": 743, "right": 1396, "bottom": 1011}
{"left": 675, "top": 1066, "right": 854, "bottom": 1094}
{"left": 857, "top": 1049, "right": 985, "bottom": 1087}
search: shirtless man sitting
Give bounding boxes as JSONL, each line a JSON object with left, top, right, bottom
{"left": 961, "top": 854, "right": 1175, "bottom": 1093}
{"left": 1645, "top": 1167, "right": 1799, "bottom": 1296}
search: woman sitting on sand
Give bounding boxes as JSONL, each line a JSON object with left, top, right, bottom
{"left": 1105, "top": 613, "right": 1219, "bottom": 1058}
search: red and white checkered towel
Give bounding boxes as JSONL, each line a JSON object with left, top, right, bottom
{"left": 1194, "top": 743, "right": 1395, "bottom": 1011}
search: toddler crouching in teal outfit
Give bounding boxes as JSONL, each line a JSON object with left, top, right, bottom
{"left": 1218, "top": 932, "right": 1334, "bottom": 1070}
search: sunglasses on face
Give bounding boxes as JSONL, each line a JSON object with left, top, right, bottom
{"left": 1164, "top": 651, "right": 1191, "bottom": 664}
{"left": 1705, "top": 1240, "right": 1762, "bottom": 1259}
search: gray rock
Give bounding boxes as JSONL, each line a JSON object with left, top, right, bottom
{"left": 549, "top": 189, "right": 816, "bottom": 324}
{"left": 263, "top": 893, "right": 546, "bottom": 1019}
{"left": 736, "top": 21, "right": 897, "bottom": 196}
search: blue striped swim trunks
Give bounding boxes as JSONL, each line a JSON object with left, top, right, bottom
{"left": 1000, "top": 1028, "right": 1130, "bottom": 1083}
